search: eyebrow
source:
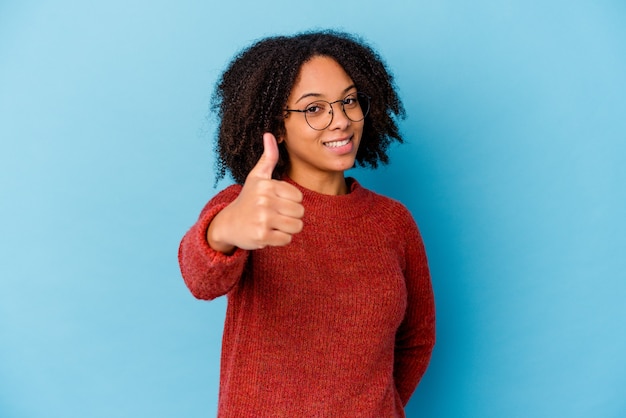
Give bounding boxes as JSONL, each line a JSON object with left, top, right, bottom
{"left": 294, "top": 84, "right": 357, "bottom": 104}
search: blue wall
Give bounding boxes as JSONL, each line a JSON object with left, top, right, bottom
{"left": 1, "top": 1, "right": 624, "bottom": 417}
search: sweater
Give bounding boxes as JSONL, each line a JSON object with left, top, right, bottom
{"left": 178, "top": 177, "right": 435, "bottom": 417}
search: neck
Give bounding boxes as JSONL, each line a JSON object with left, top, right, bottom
{"left": 287, "top": 170, "right": 348, "bottom": 195}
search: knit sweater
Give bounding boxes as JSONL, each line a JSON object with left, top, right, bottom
{"left": 178, "top": 177, "right": 435, "bottom": 417}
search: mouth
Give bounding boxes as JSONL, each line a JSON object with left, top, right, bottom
{"left": 323, "top": 136, "right": 352, "bottom": 148}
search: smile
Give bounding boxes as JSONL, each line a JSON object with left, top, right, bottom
{"left": 323, "top": 137, "right": 352, "bottom": 148}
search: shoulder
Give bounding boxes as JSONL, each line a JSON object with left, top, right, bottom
{"left": 351, "top": 180, "right": 424, "bottom": 246}
{"left": 353, "top": 180, "right": 415, "bottom": 223}
{"left": 353, "top": 183, "right": 428, "bottom": 264}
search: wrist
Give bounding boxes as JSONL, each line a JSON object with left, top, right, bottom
{"left": 207, "top": 211, "right": 236, "bottom": 255}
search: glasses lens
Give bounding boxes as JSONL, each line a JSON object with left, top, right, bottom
{"left": 359, "top": 93, "right": 370, "bottom": 118}
{"left": 354, "top": 92, "right": 370, "bottom": 121}
{"left": 304, "top": 101, "right": 331, "bottom": 130}
{"left": 303, "top": 93, "right": 371, "bottom": 130}
{"left": 343, "top": 93, "right": 369, "bottom": 122}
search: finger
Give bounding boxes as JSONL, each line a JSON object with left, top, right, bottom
{"left": 275, "top": 199, "right": 305, "bottom": 219}
{"left": 269, "top": 215, "right": 303, "bottom": 235}
{"left": 262, "top": 229, "right": 297, "bottom": 248}
{"left": 272, "top": 180, "right": 303, "bottom": 202}
{"left": 248, "top": 132, "right": 279, "bottom": 180}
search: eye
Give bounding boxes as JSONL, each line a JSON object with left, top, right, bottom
{"left": 343, "top": 95, "right": 359, "bottom": 107}
{"left": 304, "top": 102, "right": 327, "bottom": 116}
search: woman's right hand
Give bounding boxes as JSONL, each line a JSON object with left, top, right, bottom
{"left": 207, "top": 133, "right": 304, "bottom": 253}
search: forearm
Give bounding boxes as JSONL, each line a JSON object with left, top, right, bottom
{"left": 178, "top": 187, "right": 248, "bottom": 300}
{"left": 393, "top": 315, "right": 436, "bottom": 404}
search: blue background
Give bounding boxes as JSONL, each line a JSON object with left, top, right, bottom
{"left": 1, "top": 1, "right": 625, "bottom": 417}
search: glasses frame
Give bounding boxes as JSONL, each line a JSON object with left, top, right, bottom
{"left": 284, "top": 92, "right": 371, "bottom": 131}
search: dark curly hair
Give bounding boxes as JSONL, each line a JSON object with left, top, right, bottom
{"left": 211, "top": 30, "right": 405, "bottom": 185}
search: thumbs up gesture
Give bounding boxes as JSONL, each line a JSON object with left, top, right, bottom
{"left": 207, "top": 133, "right": 305, "bottom": 253}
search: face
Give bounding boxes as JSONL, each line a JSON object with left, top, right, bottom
{"left": 281, "top": 56, "right": 364, "bottom": 186}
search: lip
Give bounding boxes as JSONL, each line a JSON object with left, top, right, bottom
{"left": 322, "top": 135, "right": 354, "bottom": 154}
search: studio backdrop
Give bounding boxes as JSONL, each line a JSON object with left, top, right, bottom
{"left": 1, "top": 1, "right": 625, "bottom": 417}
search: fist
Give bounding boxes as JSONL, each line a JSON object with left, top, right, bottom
{"left": 207, "top": 133, "right": 304, "bottom": 252}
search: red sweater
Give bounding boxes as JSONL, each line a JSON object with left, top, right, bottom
{"left": 178, "top": 178, "right": 435, "bottom": 417}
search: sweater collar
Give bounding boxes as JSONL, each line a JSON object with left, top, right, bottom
{"left": 283, "top": 176, "right": 373, "bottom": 222}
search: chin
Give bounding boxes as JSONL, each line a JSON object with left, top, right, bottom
{"left": 333, "top": 159, "right": 357, "bottom": 172}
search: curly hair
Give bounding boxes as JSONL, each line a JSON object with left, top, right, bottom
{"left": 211, "top": 30, "right": 405, "bottom": 185}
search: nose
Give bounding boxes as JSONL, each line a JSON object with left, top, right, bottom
{"left": 328, "top": 101, "right": 350, "bottom": 130}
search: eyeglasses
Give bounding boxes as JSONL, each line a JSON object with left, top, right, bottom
{"left": 284, "top": 92, "right": 370, "bottom": 131}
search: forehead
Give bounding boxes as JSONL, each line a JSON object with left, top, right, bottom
{"left": 289, "top": 56, "right": 354, "bottom": 100}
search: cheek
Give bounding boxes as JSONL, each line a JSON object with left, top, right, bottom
{"left": 283, "top": 120, "right": 318, "bottom": 144}
{"left": 282, "top": 118, "right": 303, "bottom": 141}
{"left": 354, "top": 123, "right": 365, "bottom": 141}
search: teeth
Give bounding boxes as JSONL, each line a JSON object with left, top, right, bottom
{"left": 324, "top": 138, "right": 350, "bottom": 148}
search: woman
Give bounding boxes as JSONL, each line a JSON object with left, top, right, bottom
{"left": 178, "top": 30, "right": 435, "bottom": 417}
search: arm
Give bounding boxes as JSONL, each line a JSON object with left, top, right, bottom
{"left": 393, "top": 215, "right": 436, "bottom": 405}
{"left": 178, "top": 185, "right": 250, "bottom": 300}
{"left": 178, "top": 133, "right": 304, "bottom": 300}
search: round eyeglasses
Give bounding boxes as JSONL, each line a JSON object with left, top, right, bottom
{"left": 284, "top": 92, "right": 371, "bottom": 131}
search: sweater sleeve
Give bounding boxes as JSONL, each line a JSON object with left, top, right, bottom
{"left": 393, "top": 212, "right": 436, "bottom": 406}
{"left": 178, "top": 185, "right": 249, "bottom": 300}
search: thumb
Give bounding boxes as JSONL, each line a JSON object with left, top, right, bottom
{"left": 250, "top": 132, "right": 280, "bottom": 179}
